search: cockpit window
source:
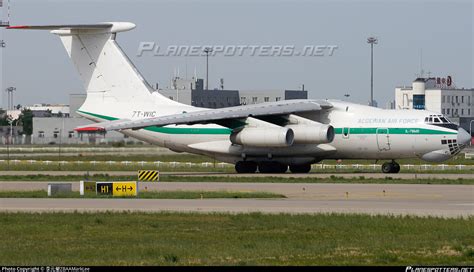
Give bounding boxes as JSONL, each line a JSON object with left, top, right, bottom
{"left": 440, "top": 117, "right": 449, "bottom": 123}
{"left": 424, "top": 114, "right": 457, "bottom": 130}
{"left": 425, "top": 114, "right": 451, "bottom": 124}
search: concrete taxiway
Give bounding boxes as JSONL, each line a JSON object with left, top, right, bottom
{"left": 0, "top": 182, "right": 472, "bottom": 217}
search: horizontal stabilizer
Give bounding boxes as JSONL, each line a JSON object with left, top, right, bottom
{"left": 6, "top": 22, "right": 136, "bottom": 33}
{"left": 7, "top": 24, "right": 113, "bottom": 30}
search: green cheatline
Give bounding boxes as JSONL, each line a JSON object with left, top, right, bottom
{"left": 334, "top": 127, "right": 456, "bottom": 135}
{"left": 78, "top": 110, "right": 456, "bottom": 135}
{"left": 77, "top": 110, "right": 232, "bottom": 135}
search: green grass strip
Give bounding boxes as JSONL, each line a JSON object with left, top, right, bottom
{"left": 0, "top": 212, "right": 472, "bottom": 265}
{"left": 0, "top": 174, "right": 472, "bottom": 184}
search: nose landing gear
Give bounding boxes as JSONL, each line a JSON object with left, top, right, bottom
{"left": 381, "top": 161, "right": 400, "bottom": 173}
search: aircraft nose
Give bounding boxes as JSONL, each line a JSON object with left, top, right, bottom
{"left": 457, "top": 128, "right": 472, "bottom": 146}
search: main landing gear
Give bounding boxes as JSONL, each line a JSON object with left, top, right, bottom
{"left": 235, "top": 161, "right": 312, "bottom": 174}
{"left": 289, "top": 164, "right": 312, "bottom": 173}
{"left": 235, "top": 161, "right": 258, "bottom": 173}
{"left": 258, "top": 162, "right": 288, "bottom": 174}
{"left": 381, "top": 160, "right": 400, "bottom": 173}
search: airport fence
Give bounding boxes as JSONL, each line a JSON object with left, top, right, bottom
{"left": 0, "top": 146, "right": 165, "bottom": 153}
{"left": 0, "top": 159, "right": 473, "bottom": 171}
{"left": 0, "top": 159, "right": 233, "bottom": 168}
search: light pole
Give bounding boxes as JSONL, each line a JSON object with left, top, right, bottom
{"left": 203, "top": 47, "right": 213, "bottom": 90}
{"left": 367, "top": 37, "right": 378, "bottom": 107}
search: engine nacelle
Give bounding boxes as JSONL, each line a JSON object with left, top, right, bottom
{"left": 286, "top": 123, "right": 335, "bottom": 144}
{"left": 230, "top": 127, "right": 294, "bottom": 147}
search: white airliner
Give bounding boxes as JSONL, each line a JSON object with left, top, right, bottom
{"left": 8, "top": 22, "right": 472, "bottom": 173}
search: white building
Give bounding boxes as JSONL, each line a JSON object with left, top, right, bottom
{"left": 395, "top": 76, "right": 473, "bottom": 120}
{"left": 32, "top": 117, "right": 136, "bottom": 145}
{"left": 25, "top": 104, "right": 70, "bottom": 117}
{"left": 29, "top": 94, "right": 143, "bottom": 145}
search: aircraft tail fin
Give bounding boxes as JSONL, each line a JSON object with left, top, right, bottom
{"left": 8, "top": 22, "right": 180, "bottom": 118}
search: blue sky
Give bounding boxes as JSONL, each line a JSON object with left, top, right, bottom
{"left": 0, "top": 0, "right": 472, "bottom": 107}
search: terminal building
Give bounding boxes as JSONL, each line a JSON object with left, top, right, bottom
{"left": 395, "top": 76, "right": 474, "bottom": 135}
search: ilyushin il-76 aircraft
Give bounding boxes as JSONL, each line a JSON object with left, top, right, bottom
{"left": 8, "top": 22, "right": 472, "bottom": 173}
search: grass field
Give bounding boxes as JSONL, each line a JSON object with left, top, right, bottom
{"left": 0, "top": 190, "right": 285, "bottom": 199}
{"left": 0, "top": 174, "right": 472, "bottom": 184}
{"left": 0, "top": 212, "right": 472, "bottom": 265}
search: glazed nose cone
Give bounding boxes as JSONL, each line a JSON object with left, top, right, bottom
{"left": 457, "top": 128, "right": 471, "bottom": 146}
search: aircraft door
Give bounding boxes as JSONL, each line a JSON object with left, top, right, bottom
{"left": 376, "top": 128, "right": 391, "bottom": 151}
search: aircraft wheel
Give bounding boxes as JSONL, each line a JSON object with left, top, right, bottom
{"left": 277, "top": 163, "right": 289, "bottom": 173}
{"left": 381, "top": 162, "right": 393, "bottom": 174}
{"left": 235, "top": 161, "right": 258, "bottom": 173}
{"left": 392, "top": 162, "right": 401, "bottom": 173}
{"left": 381, "top": 161, "right": 400, "bottom": 173}
{"left": 289, "top": 164, "right": 312, "bottom": 173}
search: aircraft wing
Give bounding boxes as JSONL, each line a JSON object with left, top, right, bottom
{"left": 76, "top": 99, "right": 332, "bottom": 131}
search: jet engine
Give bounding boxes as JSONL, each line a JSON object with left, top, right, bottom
{"left": 286, "top": 123, "right": 335, "bottom": 144}
{"left": 230, "top": 127, "right": 294, "bottom": 147}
